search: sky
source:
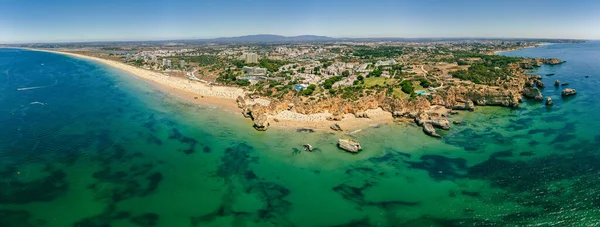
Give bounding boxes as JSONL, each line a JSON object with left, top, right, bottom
{"left": 1, "top": 0, "right": 599, "bottom": 43}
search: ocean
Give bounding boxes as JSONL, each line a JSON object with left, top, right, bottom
{"left": 0, "top": 42, "right": 599, "bottom": 226}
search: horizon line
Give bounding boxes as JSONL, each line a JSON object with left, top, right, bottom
{"left": 0, "top": 34, "right": 593, "bottom": 45}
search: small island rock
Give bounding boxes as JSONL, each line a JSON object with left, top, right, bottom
{"left": 562, "top": 88, "right": 577, "bottom": 97}
{"left": 337, "top": 139, "right": 362, "bottom": 153}
{"left": 303, "top": 144, "right": 314, "bottom": 151}
{"left": 554, "top": 80, "right": 560, "bottom": 87}
{"left": 546, "top": 97, "right": 553, "bottom": 106}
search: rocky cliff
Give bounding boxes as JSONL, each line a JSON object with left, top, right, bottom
{"left": 237, "top": 60, "right": 539, "bottom": 137}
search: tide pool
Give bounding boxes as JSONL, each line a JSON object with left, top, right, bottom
{"left": 1, "top": 43, "right": 600, "bottom": 226}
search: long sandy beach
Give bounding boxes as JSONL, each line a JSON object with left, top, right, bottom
{"left": 27, "top": 48, "right": 395, "bottom": 132}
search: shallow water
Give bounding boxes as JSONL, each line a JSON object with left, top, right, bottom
{"left": 0, "top": 43, "right": 599, "bottom": 226}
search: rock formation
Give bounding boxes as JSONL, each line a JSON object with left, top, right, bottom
{"left": 535, "top": 80, "right": 545, "bottom": 89}
{"left": 546, "top": 97, "right": 553, "bottom": 106}
{"left": 330, "top": 123, "right": 343, "bottom": 131}
{"left": 562, "top": 88, "right": 577, "bottom": 97}
{"left": 523, "top": 87, "right": 543, "bottom": 100}
{"left": 337, "top": 139, "right": 362, "bottom": 153}
{"left": 236, "top": 60, "right": 531, "bottom": 138}
{"left": 422, "top": 123, "right": 441, "bottom": 138}
{"left": 543, "top": 58, "right": 566, "bottom": 65}
{"left": 520, "top": 58, "right": 565, "bottom": 68}
{"left": 554, "top": 80, "right": 560, "bottom": 87}
{"left": 253, "top": 114, "right": 269, "bottom": 131}
{"left": 303, "top": 144, "right": 314, "bottom": 151}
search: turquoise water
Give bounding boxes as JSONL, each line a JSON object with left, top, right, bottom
{"left": 0, "top": 43, "right": 599, "bottom": 226}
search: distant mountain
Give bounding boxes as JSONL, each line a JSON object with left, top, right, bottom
{"left": 209, "top": 34, "right": 334, "bottom": 43}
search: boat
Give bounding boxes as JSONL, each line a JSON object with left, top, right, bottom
{"left": 546, "top": 73, "right": 555, "bottom": 76}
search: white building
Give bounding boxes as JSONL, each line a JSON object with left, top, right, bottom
{"left": 180, "top": 60, "right": 185, "bottom": 68}
{"left": 243, "top": 66, "right": 267, "bottom": 76}
{"left": 244, "top": 53, "right": 259, "bottom": 64}
{"left": 375, "top": 59, "right": 397, "bottom": 67}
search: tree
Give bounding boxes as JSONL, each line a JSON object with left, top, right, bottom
{"left": 342, "top": 70, "right": 350, "bottom": 77}
{"left": 400, "top": 80, "right": 414, "bottom": 94}
{"left": 357, "top": 75, "right": 364, "bottom": 80}
{"left": 369, "top": 69, "right": 382, "bottom": 77}
{"left": 301, "top": 84, "right": 317, "bottom": 96}
{"left": 323, "top": 76, "right": 343, "bottom": 89}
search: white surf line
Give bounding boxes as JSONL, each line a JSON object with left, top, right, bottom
{"left": 30, "top": 102, "right": 46, "bottom": 105}
{"left": 16, "top": 80, "right": 58, "bottom": 91}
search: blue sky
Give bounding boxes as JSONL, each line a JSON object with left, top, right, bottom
{"left": 1, "top": 0, "right": 599, "bottom": 43}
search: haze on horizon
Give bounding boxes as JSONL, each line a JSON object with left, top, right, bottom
{"left": 1, "top": 0, "right": 599, "bottom": 44}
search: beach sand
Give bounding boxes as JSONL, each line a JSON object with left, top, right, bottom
{"left": 28, "top": 48, "right": 397, "bottom": 132}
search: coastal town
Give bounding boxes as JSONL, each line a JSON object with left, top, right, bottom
{"left": 16, "top": 38, "right": 582, "bottom": 152}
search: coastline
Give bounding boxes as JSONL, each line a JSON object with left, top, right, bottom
{"left": 24, "top": 48, "right": 395, "bottom": 132}
{"left": 493, "top": 43, "right": 553, "bottom": 55}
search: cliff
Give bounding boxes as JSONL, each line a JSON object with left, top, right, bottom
{"left": 237, "top": 60, "right": 541, "bottom": 137}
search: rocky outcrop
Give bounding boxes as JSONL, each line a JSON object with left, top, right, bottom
{"left": 330, "top": 123, "right": 342, "bottom": 131}
{"left": 554, "top": 80, "right": 560, "bottom": 87}
{"left": 235, "top": 63, "right": 529, "bottom": 137}
{"left": 303, "top": 144, "right": 314, "bottom": 151}
{"left": 561, "top": 82, "right": 569, "bottom": 86}
{"left": 337, "top": 139, "right": 362, "bottom": 153}
{"left": 253, "top": 114, "right": 270, "bottom": 131}
{"left": 543, "top": 58, "right": 566, "bottom": 65}
{"left": 562, "top": 88, "right": 577, "bottom": 97}
{"left": 535, "top": 80, "right": 545, "bottom": 89}
{"left": 451, "top": 100, "right": 475, "bottom": 111}
{"left": 546, "top": 97, "right": 553, "bottom": 106}
{"left": 415, "top": 107, "right": 451, "bottom": 130}
{"left": 422, "top": 123, "right": 441, "bottom": 138}
{"left": 521, "top": 58, "right": 565, "bottom": 68}
{"left": 236, "top": 96, "right": 246, "bottom": 108}
{"left": 523, "top": 87, "right": 543, "bottom": 100}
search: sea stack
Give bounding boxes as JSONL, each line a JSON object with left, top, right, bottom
{"left": 546, "top": 97, "right": 553, "bottom": 106}
{"left": 523, "top": 87, "right": 543, "bottom": 100}
{"left": 554, "top": 80, "right": 560, "bottom": 87}
{"left": 562, "top": 88, "right": 577, "bottom": 97}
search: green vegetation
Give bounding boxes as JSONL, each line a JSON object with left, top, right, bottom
{"left": 342, "top": 70, "right": 350, "bottom": 77}
{"left": 216, "top": 72, "right": 250, "bottom": 87}
{"left": 259, "top": 58, "right": 289, "bottom": 72}
{"left": 363, "top": 77, "right": 387, "bottom": 88}
{"left": 184, "top": 55, "right": 219, "bottom": 66}
{"left": 323, "top": 76, "right": 343, "bottom": 89}
{"left": 400, "top": 80, "right": 414, "bottom": 94}
{"left": 301, "top": 84, "right": 317, "bottom": 96}
{"left": 353, "top": 46, "right": 404, "bottom": 58}
{"left": 450, "top": 52, "right": 522, "bottom": 85}
{"left": 368, "top": 69, "right": 383, "bottom": 77}
{"left": 416, "top": 77, "right": 432, "bottom": 88}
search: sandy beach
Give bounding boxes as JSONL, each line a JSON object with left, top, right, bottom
{"left": 269, "top": 108, "right": 396, "bottom": 132}
{"left": 27, "top": 48, "right": 396, "bottom": 132}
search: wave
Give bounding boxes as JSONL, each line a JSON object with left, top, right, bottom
{"left": 16, "top": 80, "right": 58, "bottom": 91}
